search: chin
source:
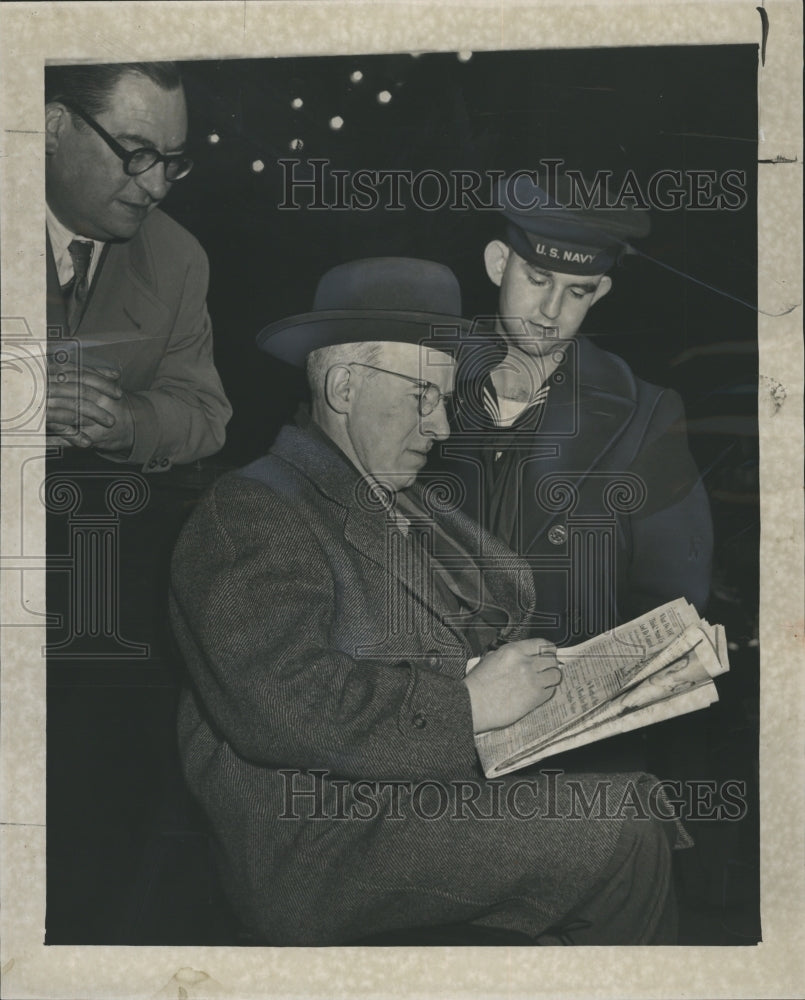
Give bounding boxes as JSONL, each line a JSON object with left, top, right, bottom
{"left": 507, "top": 339, "right": 554, "bottom": 358}
{"left": 389, "top": 472, "right": 417, "bottom": 491}
{"left": 107, "top": 220, "right": 144, "bottom": 241}
{"left": 80, "top": 219, "right": 137, "bottom": 243}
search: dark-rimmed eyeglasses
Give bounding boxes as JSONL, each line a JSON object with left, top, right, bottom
{"left": 348, "top": 362, "right": 452, "bottom": 417}
{"left": 60, "top": 100, "right": 194, "bottom": 182}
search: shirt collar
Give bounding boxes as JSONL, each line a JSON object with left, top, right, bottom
{"left": 46, "top": 203, "right": 105, "bottom": 287}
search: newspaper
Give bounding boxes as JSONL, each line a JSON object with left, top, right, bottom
{"left": 471, "top": 599, "right": 730, "bottom": 778}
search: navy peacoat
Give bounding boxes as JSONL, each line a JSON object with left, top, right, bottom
{"left": 434, "top": 336, "right": 713, "bottom": 645}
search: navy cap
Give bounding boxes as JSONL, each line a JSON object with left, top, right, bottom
{"left": 496, "top": 172, "right": 650, "bottom": 275}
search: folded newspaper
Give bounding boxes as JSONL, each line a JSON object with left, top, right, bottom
{"left": 469, "top": 598, "right": 730, "bottom": 778}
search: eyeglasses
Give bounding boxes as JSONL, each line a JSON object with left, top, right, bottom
{"left": 60, "top": 100, "right": 194, "bottom": 182}
{"left": 348, "top": 362, "right": 452, "bottom": 417}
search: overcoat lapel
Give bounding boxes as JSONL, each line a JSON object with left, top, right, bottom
{"left": 264, "top": 427, "right": 517, "bottom": 649}
{"left": 72, "top": 231, "right": 170, "bottom": 371}
{"left": 340, "top": 471, "right": 531, "bottom": 644}
{"left": 340, "top": 481, "right": 474, "bottom": 648}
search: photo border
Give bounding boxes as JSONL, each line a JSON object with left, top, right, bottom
{"left": 1, "top": 2, "right": 802, "bottom": 997}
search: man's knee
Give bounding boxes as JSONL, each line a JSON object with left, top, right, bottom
{"left": 612, "top": 815, "right": 677, "bottom": 942}
{"left": 548, "top": 815, "right": 677, "bottom": 945}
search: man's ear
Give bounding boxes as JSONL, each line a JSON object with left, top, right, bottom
{"left": 591, "top": 275, "right": 613, "bottom": 306}
{"left": 483, "top": 240, "right": 510, "bottom": 288}
{"left": 323, "top": 364, "right": 354, "bottom": 414}
{"left": 45, "top": 102, "right": 70, "bottom": 155}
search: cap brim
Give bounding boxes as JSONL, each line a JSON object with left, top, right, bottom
{"left": 257, "top": 310, "right": 471, "bottom": 367}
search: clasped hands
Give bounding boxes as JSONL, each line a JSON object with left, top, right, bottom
{"left": 464, "top": 638, "right": 563, "bottom": 733}
{"left": 47, "top": 362, "right": 134, "bottom": 453}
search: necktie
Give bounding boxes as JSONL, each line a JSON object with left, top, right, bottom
{"left": 64, "top": 239, "right": 94, "bottom": 331}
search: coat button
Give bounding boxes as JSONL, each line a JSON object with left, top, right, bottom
{"left": 548, "top": 524, "right": 567, "bottom": 545}
{"left": 425, "top": 650, "right": 441, "bottom": 669}
{"left": 412, "top": 713, "right": 427, "bottom": 729}
{"left": 159, "top": 457, "right": 169, "bottom": 467}
{"left": 147, "top": 459, "right": 157, "bottom": 469}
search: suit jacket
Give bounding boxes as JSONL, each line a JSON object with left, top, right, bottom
{"left": 434, "top": 336, "right": 713, "bottom": 645}
{"left": 47, "top": 208, "right": 232, "bottom": 471}
{"left": 169, "top": 421, "right": 658, "bottom": 945}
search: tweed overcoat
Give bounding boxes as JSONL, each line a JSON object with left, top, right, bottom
{"left": 170, "top": 421, "right": 668, "bottom": 945}
{"left": 47, "top": 208, "right": 232, "bottom": 471}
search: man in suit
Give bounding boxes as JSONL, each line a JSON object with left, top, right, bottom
{"left": 169, "top": 257, "right": 686, "bottom": 946}
{"left": 437, "top": 172, "right": 713, "bottom": 646}
{"left": 45, "top": 61, "right": 231, "bottom": 471}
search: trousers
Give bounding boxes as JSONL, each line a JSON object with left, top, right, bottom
{"left": 531, "top": 814, "right": 678, "bottom": 945}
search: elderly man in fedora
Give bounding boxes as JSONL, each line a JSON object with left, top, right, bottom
{"left": 169, "top": 257, "right": 686, "bottom": 946}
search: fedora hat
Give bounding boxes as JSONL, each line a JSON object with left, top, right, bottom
{"left": 256, "top": 257, "right": 469, "bottom": 367}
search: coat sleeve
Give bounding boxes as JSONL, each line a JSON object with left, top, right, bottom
{"left": 169, "top": 477, "right": 481, "bottom": 782}
{"left": 97, "top": 239, "right": 232, "bottom": 470}
{"left": 621, "top": 388, "right": 714, "bottom": 617}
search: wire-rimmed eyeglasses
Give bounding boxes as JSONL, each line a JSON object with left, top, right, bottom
{"left": 60, "top": 99, "right": 194, "bottom": 182}
{"left": 348, "top": 362, "right": 452, "bottom": 417}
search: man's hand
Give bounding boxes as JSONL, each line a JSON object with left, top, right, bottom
{"left": 464, "top": 638, "right": 562, "bottom": 733}
{"left": 47, "top": 363, "right": 135, "bottom": 454}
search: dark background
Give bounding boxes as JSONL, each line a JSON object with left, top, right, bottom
{"left": 47, "top": 45, "right": 760, "bottom": 945}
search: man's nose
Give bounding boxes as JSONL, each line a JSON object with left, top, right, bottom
{"left": 134, "top": 162, "right": 171, "bottom": 202}
{"left": 421, "top": 401, "right": 451, "bottom": 441}
{"left": 539, "top": 286, "right": 563, "bottom": 321}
